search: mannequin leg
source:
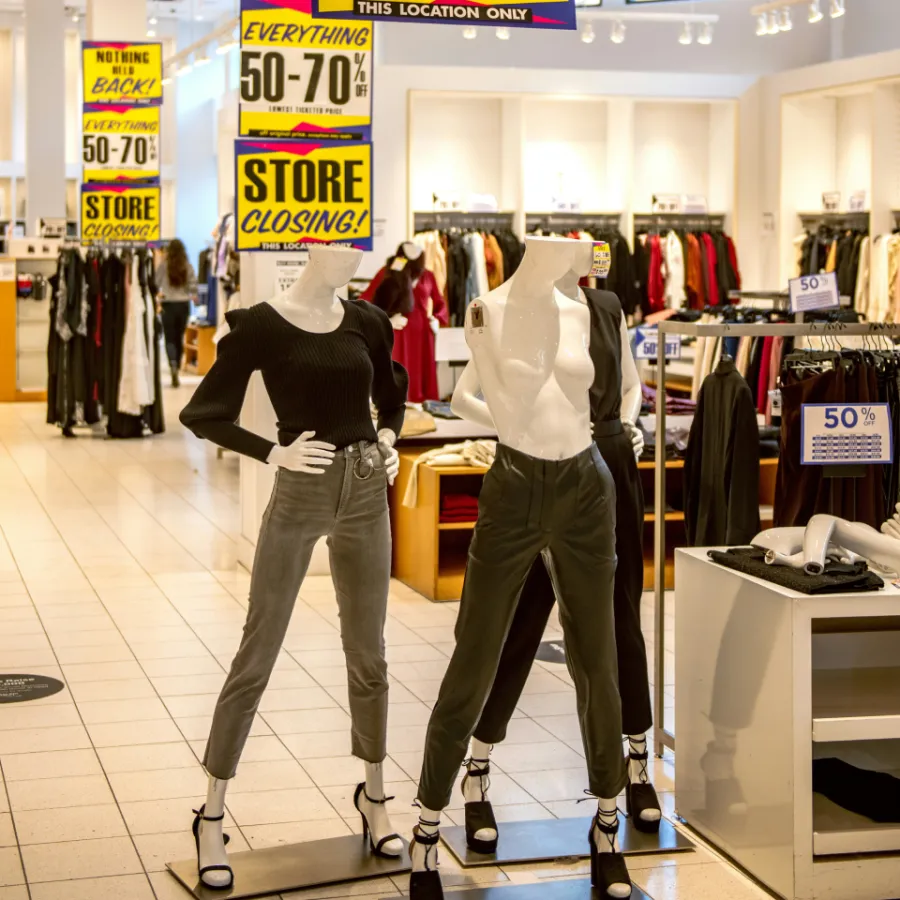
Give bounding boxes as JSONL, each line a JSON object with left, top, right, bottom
{"left": 327, "top": 462, "right": 400, "bottom": 855}
{"left": 195, "top": 776, "right": 231, "bottom": 888}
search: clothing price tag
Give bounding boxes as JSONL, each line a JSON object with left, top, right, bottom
{"left": 788, "top": 272, "right": 839, "bottom": 313}
{"left": 768, "top": 389, "right": 782, "bottom": 416}
{"left": 634, "top": 327, "right": 681, "bottom": 361}
{"left": 801, "top": 403, "right": 893, "bottom": 465}
{"left": 590, "top": 242, "right": 611, "bottom": 278}
{"left": 390, "top": 256, "right": 408, "bottom": 271}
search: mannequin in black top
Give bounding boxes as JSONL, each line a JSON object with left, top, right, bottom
{"left": 180, "top": 246, "right": 409, "bottom": 889}
{"left": 459, "top": 271, "right": 661, "bottom": 852}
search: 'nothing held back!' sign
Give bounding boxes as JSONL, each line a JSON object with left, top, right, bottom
{"left": 312, "top": 0, "right": 577, "bottom": 30}
{"left": 82, "top": 41, "right": 163, "bottom": 105}
{"left": 235, "top": 139, "right": 372, "bottom": 251}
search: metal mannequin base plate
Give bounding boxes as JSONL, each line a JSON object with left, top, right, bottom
{"left": 441, "top": 816, "right": 692, "bottom": 867}
{"left": 166, "top": 834, "right": 410, "bottom": 900}
{"left": 394, "top": 877, "right": 653, "bottom": 900}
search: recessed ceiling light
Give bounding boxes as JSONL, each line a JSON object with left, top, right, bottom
{"left": 149, "top": 15, "right": 157, "bottom": 25}
{"left": 610, "top": 20, "right": 626, "bottom": 44}
{"left": 462, "top": 25, "right": 476, "bottom": 39}
{"left": 767, "top": 10, "right": 781, "bottom": 33}
{"left": 698, "top": 22, "right": 713, "bottom": 45}
{"left": 830, "top": 0, "right": 845, "bottom": 18}
{"left": 146, "top": 28, "right": 156, "bottom": 36}
{"left": 756, "top": 12, "right": 768, "bottom": 35}
{"left": 808, "top": 0, "right": 824, "bottom": 22}
{"left": 581, "top": 22, "right": 595, "bottom": 44}
{"left": 780, "top": 7, "right": 793, "bottom": 31}
{"left": 495, "top": 27, "right": 510, "bottom": 40}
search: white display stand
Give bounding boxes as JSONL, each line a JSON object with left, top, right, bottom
{"left": 675, "top": 547, "right": 900, "bottom": 900}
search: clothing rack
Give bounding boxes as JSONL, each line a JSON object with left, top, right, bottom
{"left": 797, "top": 211, "right": 870, "bottom": 231}
{"left": 652, "top": 319, "right": 900, "bottom": 758}
{"left": 727, "top": 290, "right": 790, "bottom": 310}
{"left": 633, "top": 212, "right": 726, "bottom": 234}
{"left": 524, "top": 212, "right": 622, "bottom": 234}
{"left": 412, "top": 211, "right": 516, "bottom": 233}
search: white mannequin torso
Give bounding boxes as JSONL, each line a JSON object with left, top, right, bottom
{"left": 452, "top": 236, "right": 593, "bottom": 461}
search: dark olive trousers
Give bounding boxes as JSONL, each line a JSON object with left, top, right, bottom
{"left": 416, "top": 442, "right": 626, "bottom": 810}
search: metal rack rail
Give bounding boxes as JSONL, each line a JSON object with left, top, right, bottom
{"left": 652, "top": 319, "right": 900, "bottom": 756}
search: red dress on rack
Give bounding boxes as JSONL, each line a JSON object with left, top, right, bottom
{"left": 362, "top": 269, "right": 449, "bottom": 403}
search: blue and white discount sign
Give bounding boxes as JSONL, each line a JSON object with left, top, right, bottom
{"left": 635, "top": 327, "right": 682, "bottom": 361}
{"left": 789, "top": 271, "right": 839, "bottom": 313}
{"left": 801, "top": 403, "right": 893, "bottom": 465}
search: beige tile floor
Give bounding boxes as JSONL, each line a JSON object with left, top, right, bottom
{"left": 0, "top": 387, "right": 771, "bottom": 900}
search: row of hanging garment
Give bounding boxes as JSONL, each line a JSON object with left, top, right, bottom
{"left": 793, "top": 225, "right": 868, "bottom": 306}
{"left": 413, "top": 228, "right": 524, "bottom": 326}
{"left": 47, "top": 246, "right": 164, "bottom": 439}
{"left": 634, "top": 228, "right": 741, "bottom": 314}
{"left": 853, "top": 232, "right": 900, "bottom": 322}
{"left": 774, "top": 334, "right": 900, "bottom": 530}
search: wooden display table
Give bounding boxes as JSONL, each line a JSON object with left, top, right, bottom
{"left": 183, "top": 323, "right": 217, "bottom": 376}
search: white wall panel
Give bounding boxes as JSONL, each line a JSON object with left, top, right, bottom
{"left": 835, "top": 94, "right": 873, "bottom": 205}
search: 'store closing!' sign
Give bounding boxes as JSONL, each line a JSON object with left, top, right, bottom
{"left": 80, "top": 183, "right": 161, "bottom": 244}
{"left": 235, "top": 139, "right": 372, "bottom": 251}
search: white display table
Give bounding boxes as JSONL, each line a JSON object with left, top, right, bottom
{"left": 674, "top": 548, "right": 900, "bottom": 900}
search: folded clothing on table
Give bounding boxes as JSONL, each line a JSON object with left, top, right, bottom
{"left": 813, "top": 757, "right": 900, "bottom": 823}
{"left": 440, "top": 493, "right": 479, "bottom": 523}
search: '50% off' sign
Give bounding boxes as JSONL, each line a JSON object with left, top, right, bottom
{"left": 634, "top": 327, "right": 682, "bottom": 361}
{"left": 801, "top": 402, "right": 894, "bottom": 465}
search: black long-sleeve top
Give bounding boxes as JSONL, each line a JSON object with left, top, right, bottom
{"left": 179, "top": 300, "right": 408, "bottom": 462}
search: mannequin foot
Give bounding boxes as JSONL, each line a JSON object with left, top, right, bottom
{"left": 589, "top": 806, "right": 631, "bottom": 899}
{"left": 192, "top": 805, "right": 233, "bottom": 889}
{"left": 462, "top": 753, "right": 498, "bottom": 853}
{"left": 353, "top": 783, "right": 403, "bottom": 857}
{"left": 625, "top": 734, "right": 661, "bottom": 833}
{"left": 410, "top": 814, "right": 444, "bottom": 900}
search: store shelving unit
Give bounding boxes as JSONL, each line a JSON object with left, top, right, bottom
{"left": 675, "top": 547, "right": 900, "bottom": 900}
{"left": 182, "top": 323, "right": 217, "bottom": 376}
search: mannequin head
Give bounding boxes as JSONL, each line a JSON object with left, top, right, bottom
{"left": 372, "top": 242, "right": 424, "bottom": 317}
{"left": 395, "top": 241, "right": 426, "bottom": 280}
{"left": 307, "top": 244, "right": 363, "bottom": 289}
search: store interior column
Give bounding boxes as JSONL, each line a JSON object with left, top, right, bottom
{"left": 24, "top": 0, "right": 66, "bottom": 226}
{"left": 86, "top": 0, "right": 147, "bottom": 41}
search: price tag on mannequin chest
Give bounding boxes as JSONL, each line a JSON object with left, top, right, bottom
{"left": 635, "top": 327, "right": 681, "bottom": 361}
{"left": 801, "top": 403, "right": 893, "bottom": 465}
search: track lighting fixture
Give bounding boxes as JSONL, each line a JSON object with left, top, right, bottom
{"left": 581, "top": 22, "right": 595, "bottom": 44}
{"left": 176, "top": 58, "right": 193, "bottom": 77}
{"left": 610, "top": 20, "right": 626, "bottom": 43}
{"left": 808, "top": 0, "right": 824, "bottom": 22}
{"left": 495, "top": 27, "right": 510, "bottom": 40}
{"left": 830, "top": 0, "right": 845, "bottom": 17}
{"left": 146, "top": 28, "right": 156, "bottom": 37}
{"left": 71, "top": 10, "right": 78, "bottom": 22}
{"left": 767, "top": 10, "right": 780, "bottom": 33}
{"left": 756, "top": 12, "right": 768, "bottom": 35}
{"left": 698, "top": 22, "right": 713, "bottom": 44}
{"left": 678, "top": 22, "right": 693, "bottom": 44}
{"left": 779, "top": 7, "right": 792, "bottom": 30}
{"left": 149, "top": 15, "right": 158, "bottom": 25}
{"left": 161, "top": 73, "right": 172, "bottom": 86}
{"left": 195, "top": 49, "right": 210, "bottom": 67}
{"left": 462, "top": 26, "right": 477, "bottom": 39}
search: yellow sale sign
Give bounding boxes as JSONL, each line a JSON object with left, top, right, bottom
{"left": 82, "top": 104, "right": 160, "bottom": 182}
{"left": 81, "top": 183, "right": 161, "bottom": 244}
{"left": 82, "top": 41, "right": 163, "bottom": 105}
{"left": 239, "top": 0, "right": 372, "bottom": 139}
{"left": 235, "top": 139, "right": 372, "bottom": 251}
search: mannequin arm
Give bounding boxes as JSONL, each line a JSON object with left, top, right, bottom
{"left": 450, "top": 361, "right": 496, "bottom": 431}
{"left": 619, "top": 316, "right": 641, "bottom": 425}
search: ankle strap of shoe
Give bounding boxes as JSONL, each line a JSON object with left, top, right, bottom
{"left": 193, "top": 808, "right": 225, "bottom": 822}
{"left": 414, "top": 823, "right": 441, "bottom": 845}
{"left": 362, "top": 789, "right": 396, "bottom": 805}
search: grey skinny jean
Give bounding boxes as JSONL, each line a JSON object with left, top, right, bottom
{"left": 417, "top": 442, "right": 626, "bottom": 809}
{"left": 203, "top": 441, "right": 391, "bottom": 780}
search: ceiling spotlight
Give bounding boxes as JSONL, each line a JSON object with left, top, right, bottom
{"left": 756, "top": 12, "right": 768, "bottom": 35}
{"left": 194, "top": 49, "right": 211, "bottom": 67}
{"left": 71, "top": 11, "right": 79, "bottom": 22}
{"left": 149, "top": 15, "right": 157, "bottom": 24}
{"left": 830, "top": 0, "right": 845, "bottom": 17}
{"left": 581, "top": 22, "right": 595, "bottom": 44}
{"left": 175, "top": 59, "right": 193, "bottom": 77}
{"left": 496, "top": 27, "right": 510, "bottom": 40}
{"left": 216, "top": 29, "right": 239, "bottom": 54}
{"left": 767, "top": 10, "right": 780, "bottom": 33}
{"left": 194, "top": 13, "right": 203, "bottom": 21}
{"left": 610, "top": 20, "right": 626, "bottom": 44}
{"left": 808, "top": 0, "right": 824, "bottom": 22}
{"left": 779, "top": 7, "right": 792, "bottom": 31}
{"left": 678, "top": 22, "right": 693, "bottom": 45}
{"left": 146, "top": 28, "right": 156, "bottom": 37}
{"left": 462, "top": 25, "right": 477, "bottom": 39}
{"left": 698, "top": 22, "right": 713, "bottom": 45}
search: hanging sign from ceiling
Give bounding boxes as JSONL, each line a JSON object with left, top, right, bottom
{"left": 80, "top": 182, "right": 161, "bottom": 244}
{"left": 82, "top": 41, "right": 163, "bottom": 106}
{"left": 82, "top": 104, "right": 160, "bottom": 183}
{"left": 312, "top": 0, "right": 577, "bottom": 30}
{"left": 234, "top": 139, "right": 372, "bottom": 251}
{"left": 240, "top": 0, "right": 372, "bottom": 139}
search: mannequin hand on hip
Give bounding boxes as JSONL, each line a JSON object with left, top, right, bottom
{"left": 390, "top": 314, "right": 408, "bottom": 331}
{"left": 623, "top": 418, "right": 644, "bottom": 460}
{"left": 377, "top": 428, "right": 399, "bottom": 486}
{"left": 428, "top": 316, "right": 440, "bottom": 336}
{"left": 267, "top": 431, "right": 336, "bottom": 474}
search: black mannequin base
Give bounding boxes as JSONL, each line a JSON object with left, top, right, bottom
{"left": 166, "top": 834, "right": 411, "bottom": 900}
{"left": 441, "top": 816, "right": 692, "bottom": 868}
{"left": 393, "top": 877, "right": 654, "bottom": 900}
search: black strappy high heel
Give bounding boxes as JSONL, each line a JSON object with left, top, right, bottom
{"left": 353, "top": 783, "right": 402, "bottom": 858}
{"left": 588, "top": 812, "right": 632, "bottom": 898}
{"left": 624, "top": 751, "right": 661, "bottom": 834}
{"left": 461, "top": 759, "right": 498, "bottom": 854}
{"left": 409, "top": 824, "right": 444, "bottom": 900}
{"left": 191, "top": 805, "right": 233, "bottom": 890}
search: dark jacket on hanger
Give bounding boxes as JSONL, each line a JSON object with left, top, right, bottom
{"left": 684, "top": 358, "right": 761, "bottom": 545}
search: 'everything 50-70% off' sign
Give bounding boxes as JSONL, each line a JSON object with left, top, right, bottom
{"left": 240, "top": 0, "right": 372, "bottom": 139}
{"left": 82, "top": 104, "right": 160, "bottom": 183}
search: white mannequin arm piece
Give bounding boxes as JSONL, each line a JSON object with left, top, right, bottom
{"left": 376, "top": 428, "right": 399, "bottom": 486}
{"left": 618, "top": 317, "right": 643, "bottom": 458}
{"left": 450, "top": 361, "right": 497, "bottom": 431}
{"left": 806, "top": 514, "right": 900, "bottom": 575}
